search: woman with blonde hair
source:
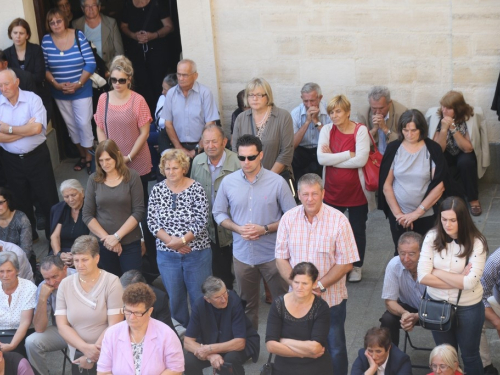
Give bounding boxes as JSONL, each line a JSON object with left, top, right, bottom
{"left": 427, "top": 344, "right": 463, "bottom": 375}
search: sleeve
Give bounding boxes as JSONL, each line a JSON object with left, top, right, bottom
{"left": 134, "top": 94, "right": 153, "bottom": 127}
{"left": 106, "top": 276, "right": 124, "bottom": 315}
{"left": 418, "top": 231, "right": 436, "bottom": 282}
{"left": 230, "top": 298, "right": 247, "bottom": 339}
{"left": 93, "top": 93, "right": 107, "bottom": 131}
{"left": 16, "top": 358, "right": 35, "bottom": 375}
{"left": 335, "top": 216, "right": 360, "bottom": 265}
{"left": 231, "top": 115, "right": 242, "bottom": 152}
{"left": 163, "top": 326, "right": 185, "bottom": 373}
{"left": 381, "top": 258, "right": 400, "bottom": 301}
{"left": 212, "top": 179, "right": 231, "bottom": 225}
{"left": 481, "top": 250, "right": 500, "bottom": 308}
{"left": 264, "top": 300, "right": 283, "bottom": 343}
{"left": 350, "top": 351, "right": 367, "bottom": 375}
{"left": 317, "top": 124, "right": 350, "bottom": 166}
{"left": 77, "top": 31, "right": 96, "bottom": 74}
{"left": 54, "top": 279, "right": 68, "bottom": 315}
{"left": 19, "top": 213, "right": 33, "bottom": 257}
{"left": 82, "top": 177, "right": 97, "bottom": 226}
{"left": 290, "top": 107, "right": 302, "bottom": 134}
{"left": 41, "top": 35, "right": 50, "bottom": 70}
{"left": 277, "top": 178, "right": 297, "bottom": 213}
{"left": 332, "top": 125, "right": 370, "bottom": 169}
{"left": 187, "top": 183, "right": 208, "bottom": 237}
{"left": 147, "top": 184, "right": 163, "bottom": 236}
{"left": 30, "top": 94, "right": 47, "bottom": 130}
{"left": 96, "top": 328, "right": 113, "bottom": 372}
{"left": 185, "top": 302, "right": 201, "bottom": 339}
{"left": 128, "top": 172, "right": 145, "bottom": 224}
{"left": 22, "top": 282, "right": 37, "bottom": 310}
{"left": 274, "top": 111, "right": 294, "bottom": 167}
{"left": 201, "top": 88, "right": 219, "bottom": 123}
{"left": 161, "top": 90, "right": 174, "bottom": 122}
{"left": 275, "top": 212, "right": 291, "bottom": 260}
{"left": 110, "top": 18, "right": 124, "bottom": 56}
{"left": 462, "top": 238, "right": 486, "bottom": 290}
{"left": 309, "top": 300, "right": 330, "bottom": 346}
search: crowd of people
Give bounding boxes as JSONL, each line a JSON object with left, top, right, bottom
{"left": 0, "top": 2, "right": 498, "bottom": 374}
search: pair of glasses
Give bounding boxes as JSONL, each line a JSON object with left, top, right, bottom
{"left": 211, "top": 290, "right": 228, "bottom": 302}
{"left": 430, "top": 364, "right": 451, "bottom": 371}
{"left": 110, "top": 77, "right": 127, "bottom": 84}
{"left": 237, "top": 154, "right": 259, "bottom": 161}
{"left": 49, "top": 19, "right": 64, "bottom": 27}
{"left": 248, "top": 93, "right": 267, "bottom": 99}
{"left": 176, "top": 72, "right": 195, "bottom": 78}
{"left": 123, "top": 306, "right": 150, "bottom": 317}
{"left": 171, "top": 193, "right": 178, "bottom": 210}
{"left": 83, "top": 4, "right": 98, "bottom": 9}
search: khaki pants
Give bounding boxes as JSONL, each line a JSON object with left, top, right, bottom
{"left": 480, "top": 296, "right": 500, "bottom": 367}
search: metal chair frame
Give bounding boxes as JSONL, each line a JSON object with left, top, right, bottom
{"left": 403, "top": 331, "right": 433, "bottom": 369}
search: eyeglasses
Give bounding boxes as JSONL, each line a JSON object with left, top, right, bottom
{"left": 237, "top": 154, "right": 259, "bottom": 161}
{"left": 430, "top": 364, "right": 451, "bottom": 372}
{"left": 211, "top": 290, "right": 228, "bottom": 302}
{"left": 49, "top": 19, "right": 64, "bottom": 27}
{"left": 248, "top": 93, "right": 267, "bottom": 99}
{"left": 83, "top": 4, "right": 98, "bottom": 9}
{"left": 171, "top": 193, "right": 178, "bottom": 211}
{"left": 0, "top": 200, "right": 6, "bottom": 205}
{"left": 110, "top": 77, "right": 127, "bottom": 84}
{"left": 123, "top": 306, "right": 151, "bottom": 317}
{"left": 176, "top": 72, "right": 195, "bottom": 78}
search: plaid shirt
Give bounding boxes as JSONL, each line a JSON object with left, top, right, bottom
{"left": 275, "top": 204, "right": 359, "bottom": 307}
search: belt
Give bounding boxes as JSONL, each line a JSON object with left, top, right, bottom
{"left": 4, "top": 142, "right": 45, "bottom": 159}
{"left": 181, "top": 142, "right": 199, "bottom": 146}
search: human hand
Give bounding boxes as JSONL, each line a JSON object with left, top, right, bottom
{"left": 83, "top": 343, "right": 101, "bottom": 363}
{"left": 321, "top": 144, "right": 332, "bottom": 154}
{"left": 62, "top": 82, "right": 80, "bottom": 95}
{"left": 365, "top": 350, "right": 378, "bottom": 370}
{"left": 400, "top": 312, "right": 418, "bottom": 331}
{"left": 349, "top": 152, "right": 356, "bottom": 158}
{"left": 60, "top": 252, "right": 74, "bottom": 267}
{"left": 0, "top": 343, "right": 14, "bottom": 352}
{"left": 102, "top": 234, "right": 119, "bottom": 249}
{"left": 441, "top": 116, "right": 454, "bottom": 131}
{"left": 461, "top": 263, "right": 472, "bottom": 276}
{"left": 123, "top": 155, "right": 130, "bottom": 164}
{"left": 312, "top": 287, "right": 322, "bottom": 297}
{"left": 208, "top": 354, "right": 224, "bottom": 370}
{"left": 310, "top": 346, "right": 325, "bottom": 358}
{"left": 166, "top": 236, "right": 186, "bottom": 251}
{"left": 306, "top": 106, "right": 320, "bottom": 122}
{"left": 135, "top": 31, "right": 148, "bottom": 44}
{"left": 239, "top": 224, "right": 264, "bottom": 241}
{"left": 140, "top": 240, "right": 147, "bottom": 256}
{"left": 372, "top": 114, "right": 387, "bottom": 131}
{"left": 194, "top": 344, "right": 212, "bottom": 360}
{"left": 39, "top": 282, "right": 54, "bottom": 301}
{"left": 396, "top": 211, "right": 420, "bottom": 229}
{"left": 72, "top": 356, "right": 94, "bottom": 370}
{"left": 177, "top": 245, "right": 192, "bottom": 255}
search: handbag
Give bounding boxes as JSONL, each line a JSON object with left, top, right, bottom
{"left": 213, "top": 362, "right": 234, "bottom": 375}
{"left": 259, "top": 295, "right": 285, "bottom": 375}
{"left": 354, "top": 124, "right": 382, "bottom": 192}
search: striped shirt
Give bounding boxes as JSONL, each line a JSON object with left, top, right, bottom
{"left": 41, "top": 30, "right": 96, "bottom": 101}
{"left": 275, "top": 204, "right": 360, "bottom": 307}
{"left": 481, "top": 248, "right": 500, "bottom": 308}
{"left": 382, "top": 256, "right": 425, "bottom": 310}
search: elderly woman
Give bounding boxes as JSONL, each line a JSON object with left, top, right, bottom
{"left": 266, "top": 262, "right": 332, "bottom": 375}
{"left": 427, "top": 344, "right": 463, "bottom": 375}
{"left": 55, "top": 235, "right": 123, "bottom": 374}
{"left": 232, "top": 77, "right": 294, "bottom": 177}
{"left": 418, "top": 197, "right": 487, "bottom": 374}
{"left": 42, "top": 7, "right": 96, "bottom": 174}
{"left": 83, "top": 139, "right": 144, "bottom": 276}
{"left": 317, "top": 94, "right": 374, "bottom": 283}
{"left": 380, "top": 109, "right": 446, "bottom": 256}
{"left": 351, "top": 327, "right": 411, "bottom": 375}
{"left": 184, "top": 276, "right": 259, "bottom": 375}
{"left": 147, "top": 149, "right": 211, "bottom": 328}
{"left": 0, "top": 252, "right": 36, "bottom": 357}
{"left": 428, "top": 91, "right": 482, "bottom": 216}
{"left": 50, "top": 179, "right": 89, "bottom": 267}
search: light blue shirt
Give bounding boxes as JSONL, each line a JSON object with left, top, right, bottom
{"left": 290, "top": 102, "right": 329, "bottom": 148}
{"left": 0, "top": 88, "right": 47, "bottom": 154}
{"left": 377, "top": 113, "right": 390, "bottom": 154}
{"left": 213, "top": 167, "right": 296, "bottom": 265}
{"left": 84, "top": 22, "right": 103, "bottom": 58}
{"left": 207, "top": 151, "right": 226, "bottom": 205}
{"left": 161, "top": 81, "right": 219, "bottom": 143}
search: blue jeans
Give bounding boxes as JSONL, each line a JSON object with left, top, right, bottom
{"left": 431, "top": 301, "right": 485, "bottom": 375}
{"left": 157, "top": 248, "right": 212, "bottom": 328}
{"left": 327, "top": 299, "right": 348, "bottom": 375}
{"left": 98, "top": 240, "right": 142, "bottom": 277}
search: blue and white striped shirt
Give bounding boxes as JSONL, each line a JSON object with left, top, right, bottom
{"left": 41, "top": 30, "right": 96, "bottom": 101}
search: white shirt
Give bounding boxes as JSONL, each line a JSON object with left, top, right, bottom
{"left": 378, "top": 354, "right": 389, "bottom": 375}
{"left": 0, "top": 277, "right": 36, "bottom": 329}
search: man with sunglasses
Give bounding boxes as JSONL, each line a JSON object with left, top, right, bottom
{"left": 213, "top": 134, "right": 296, "bottom": 330}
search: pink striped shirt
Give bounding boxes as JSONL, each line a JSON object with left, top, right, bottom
{"left": 275, "top": 204, "right": 359, "bottom": 307}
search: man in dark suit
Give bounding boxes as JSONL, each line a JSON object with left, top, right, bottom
{"left": 0, "top": 50, "right": 35, "bottom": 93}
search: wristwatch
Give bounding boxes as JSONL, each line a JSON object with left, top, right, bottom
{"left": 263, "top": 225, "right": 269, "bottom": 235}
{"left": 386, "top": 129, "right": 392, "bottom": 137}
{"left": 113, "top": 233, "right": 121, "bottom": 241}
{"left": 317, "top": 281, "right": 326, "bottom": 293}
{"left": 314, "top": 122, "right": 322, "bottom": 128}
{"left": 8, "top": 126, "right": 12, "bottom": 134}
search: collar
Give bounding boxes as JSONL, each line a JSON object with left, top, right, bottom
{"left": 378, "top": 352, "right": 390, "bottom": 373}
{"left": 208, "top": 150, "right": 226, "bottom": 169}
{"left": 240, "top": 165, "right": 265, "bottom": 183}
{"left": 446, "top": 236, "right": 459, "bottom": 244}
{"left": 174, "top": 81, "right": 200, "bottom": 95}
{"left": 246, "top": 105, "right": 276, "bottom": 118}
{"left": 301, "top": 203, "right": 325, "bottom": 222}
{"left": 0, "top": 88, "right": 26, "bottom": 107}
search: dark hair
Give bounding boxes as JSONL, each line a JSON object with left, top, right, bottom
{"left": 0, "top": 50, "right": 6, "bottom": 63}
{"left": 236, "top": 90, "right": 245, "bottom": 111}
{"left": 40, "top": 255, "right": 65, "bottom": 271}
{"left": 236, "top": 134, "right": 262, "bottom": 153}
{"left": 364, "top": 327, "right": 391, "bottom": 350}
{"left": 120, "top": 269, "right": 146, "bottom": 288}
{"left": 46, "top": 8, "right": 69, "bottom": 30}
{"left": 397, "top": 109, "right": 428, "bottom": 142}
{"left": 123, "top": 282, "right": 156, "bottom": 309}
{"left": 0, "top": 187, "right": 14, "bottom": 211}
{"left": 289, "top": 262, "right": 319, "bottom": 283}
{"left": 94, "top": 139, "right": 130, "bottom": 183}
{"left": 164, "top": 73, "right": 178, "bottom": 88}
{"left": 7, "top": 18, "right": 31, "bottom": 40}
{"left": 433, "top": 196, "right": 488, "bottom": 258}
{"left": 438, "top": 91, "right": 474, "bottom": 125}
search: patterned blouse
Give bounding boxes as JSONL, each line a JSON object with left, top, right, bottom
{"left": 147, "top": 180, "right": 210, "bottom": 252}
{"left": 131, "top": 341, "right": 143, "bottom": 375}
{"left": 436, "top": 120, "right": 468, "bottom": 156}
{"left": 0, "top": 210, "right": 32, "bottom": 258}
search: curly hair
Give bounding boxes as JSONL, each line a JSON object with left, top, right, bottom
{"left": 159, "top": 149, "right": 190, "bottom": 177}
{"left": 123, "top": 282, "right": 156, "bottom": 309}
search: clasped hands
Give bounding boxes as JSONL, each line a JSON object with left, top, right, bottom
{"left": 400, "top": 311, "right": 418, "bottom": 332}
{"left": 73, "top": 343, "right": 101, "bottom": 369}
{"left": 194, "top": 345, "right": 224, "bottom": 370}
{"left": 101, "top": 234, "right": 122, "bottom": 256}
{"left": 395, "top": 211, "right": 421, "bottom": 229}
{"left": 163, "top": 235, "right": 192, "bottom": 254}
{"left": 239, "top": 224, "right": 265, "bottom": 241}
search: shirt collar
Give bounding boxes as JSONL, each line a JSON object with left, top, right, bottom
{"left": 378, "top": 352, "right": 390, "bottom": 373}
{"left": 241, "top": 165, "right": 265, "bottom": 183}
{"left": 208, "top": 150, "right": 226, "bottom": 169}
{"left": 174, "top": 81, "right": 200, "bottom": 95}
{"left": 300, "top": 203, "right": 325, "bottom": 222}
{"left": 0, "top": 88, "right": 26, "bottom": 107}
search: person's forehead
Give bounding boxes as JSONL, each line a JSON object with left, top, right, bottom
{"left": 41, "top": 265, "right": 62, "bottom": 277}
{"left": 302, "top": 91, "right": 318, "bottom": 99}
{"left": 399, "top": 242, "right": 420, "bottom": 253}
{"left": 250, "top": 86, "right": 265, "bottom": 93}
{"left": 178, "top": 62, "right": 193, "bottom": 73}
{"left": 370, "top": 97, "right": 388, "bottom": 106}
{"left": 84, "top": 0, "right": 98, "bottom": 5}
{"left": 203, "top": 129, "right": 223, "bottom": 140}
{"left": 238, "top": 145, "right": 258, "bottom": 154}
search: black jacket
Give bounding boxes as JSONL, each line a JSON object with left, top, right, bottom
{"left": 351, "top": 346, "right": 412, "bottom": 375}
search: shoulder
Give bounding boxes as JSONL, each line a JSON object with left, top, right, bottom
{"left": 131, "top": 91, "right": 147, "bottom": 105}
{"left": 102, "top": 270, "right": 121, "bottom": 286}
{"left": 314, "top": 295, "right": 330, "bottom": 313}
{"left": 290, "top": 104, "right": 303, "bottom": 117}
{"left": 72, "top": 16, "right": 85, "bottom": 28}
{"left": 100, "top": 14, "right": 116, "bottom": 26}
{"left": 128, "top": 168, "right": 141, "bottom": 181}
{"left": 195, "top": 82, "right": 214, "bottom": 95}
{"left": 271, "top": 106, "right": 291, "bottom": 119}
{"left": 392, "top": 100, "right": 408, "bottom": 114}
{"left": 424, "top": 138, "right": 442, "bottom": 154}
{"left": 192, "top": 152, "right": 207, "bottom": 166}
{"left": 105, "top": 319, "right": 128, "bottom": 336}
{"left": 389, "top": 344, "right": 410, "bottom": 362}
{"left": 19, "top": 278, "right": 36, "bottom": 293}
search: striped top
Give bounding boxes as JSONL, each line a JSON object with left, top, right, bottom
{"left": 41, "top": 29, "right": 96, "bottom": 100}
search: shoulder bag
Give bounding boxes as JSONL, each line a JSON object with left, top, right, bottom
{"left": 354, "top": 123, "right": 382, "bottom": 192}
{"left": 259, "top": 295, "right": 285, "bottom": 375}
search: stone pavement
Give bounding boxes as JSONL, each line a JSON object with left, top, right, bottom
{"left": 34, "top": 159, "right": 500, "bottom": 374}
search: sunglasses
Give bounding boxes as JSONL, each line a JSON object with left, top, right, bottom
{"left": 49, "top": 19, "right": 64, "bottom": 27}
{"left": 237, "top": 154, "right": 259, "bottom": 161}
{"left": 110, "top": 77, "right": 127, "bottom": 84}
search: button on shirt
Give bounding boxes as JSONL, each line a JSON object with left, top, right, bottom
{"left": 213, "top": 168, "right": 296, "bottom": 266}
{"left": 207, "top": 151, "right": 226, "bottom": 205}
{"left": 161, "top": 81, "right": 219, "bottom": 143}
{"left": 0, "top": 89, "right": 47, "bottom": 154}
{"left": 275, "top": 204, "right": 360, "bottom": 307}
{"left": 290, "top": 102, "right": 330, "bottom": 148}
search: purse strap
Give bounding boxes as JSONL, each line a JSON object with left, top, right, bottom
{"left": 104, "top": 92, "right": 109, "bottom": 138}
{"left": 424, "top": 255, "right": 470, "bottom": 305}
{"left": 354, "top": 123, "right": 379, "bottom": 153}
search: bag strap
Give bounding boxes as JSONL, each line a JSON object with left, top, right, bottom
{"left": 104, "top": 92, "right": 109, "bottom": 138}
{"left": 354, "top": 123, "right": 379, "bottom": 153}
{"left": 75, "top": 29, "right": 82, "bottom": 54}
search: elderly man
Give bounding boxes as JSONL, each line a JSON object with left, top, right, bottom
{"left": 72, "top": 0, "right": 123, "bottom": 66}
{"left": 0, "top": 240, "right": 33, "bottom": 282}
{"left": 275, "top": 173, "right": 359, "bottom": 375}
{"left": 379, "top": 232, "right": 426, "bottom": 347}
{"left": 0, "top": 69, "right": 58, "bottom": 241}
{"left": 25, "top": 256, "right": 76, "bottom": 375}
{"left": 356, "top": 86, "right": 408, "bottom": 154}
{"left": 479, "top": 247, "right": 500, "bottom": 375}
{"left": 0, "top": 49, "right": 35, "bottom": 92}
{"left": 290, "top": 82, "right": 329, "bottom": 185}
{"left": 213, "top": 134, "right": 296, "bottom": 329}
{"left": 191, "top": 124, "right": 240, "bottom": 289}
{"left": 161, "top": 59, "right": 220, "bottom": 161}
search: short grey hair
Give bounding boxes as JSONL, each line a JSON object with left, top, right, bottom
{"left": 301, "top": 82, "right": 322, "bottom": 97}
{"left": 71, "top": 235, "right": 99, "bottom": 257}
{"left": 368, "top": 86, "right": 391, "bottom": 102}
{"left": 40, "top": 255, "right": 65, "bottom": 271}
{"left": 80, "top": 0, "right": 101, "bottom": 7}
{"left": 120, "top": 269, "right": 146, "bottom": 288}
{"left": 178, "top": 59, "right": 197, "bottom": 73}
{"left": 202, "top": 124, "right": 225, "bottom": 139}
{"left": 398, "top": 231, "right": 423, "bottom": 249}
{"left": 201, "top": 276, "right": 225, "bottom": 298}
{"left": 298, "top": 173, "right": 324, "bottom": 191}
{"left": 59, "top": 179, "right": 84, "bottom": 195}
{"left": 0, "top": 251, "right": 19, "bottom": 272}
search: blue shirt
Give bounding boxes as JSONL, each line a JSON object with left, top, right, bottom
{"left": 84, "top": 23, "right": 102, "bottom": 58}
{"left": 161, "top": 81, "right": 219, "bottom": 142}
{"left": 290, "top": 102, "right": 329, "bottom": 148}
{"left": 207, "top": 151, "right": 226, "bottom": 206}
{"left": 0, "top": 89, "right": 47, "bottom": 154}
{"left": 41, "top": 30, "right": 96, "bottom": 100}
{"left": 213, "top": 168, "right": 296, "bottom": 265}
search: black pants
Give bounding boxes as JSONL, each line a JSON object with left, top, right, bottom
{"left": 325, "top": 202, "right": 368, "bottom": 267}
{"left": 2, "top": 142, "right": 59, "bottom": 242}
{"left": 210, "top": 217, "right": 235, "bottom": 289}
{"left": 379, "top": 301, "right": 418, "bottom": 347}
{"left": 444, "top": 150, "right": 478, "bottom": 202}
{"left": 388, "top": 210, "right": 436, "bottom": 256}
{"left": 292, "top": 146, "right": 322, "bottom": 190}
{"left": 184, "top": 349, "right": 249, "bottom": 375}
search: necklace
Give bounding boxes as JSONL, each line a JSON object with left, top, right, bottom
{"left": 80, "top": 270, "right": 101, "bottom": 284}
{"left": 54, "top": 30, "right": 70, "bottom": 56}
{"left": 254, "top": 106, "right": 271, "bottom": 127}
{"left": 130, "top": 330, "right": 145, "bottom": 344}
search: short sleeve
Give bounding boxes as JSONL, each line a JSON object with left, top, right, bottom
{"left": 93, "top": 93, "right": 108, "bottom": 131}
{"left": 96, "top": 328, "right": 113, "bottom": 372}
{"left": 381, "top": 258, "right": 400, "bottom": 301}
{"left": 265, "top": 300, "right": 283, "bottom": 343}
{"left": 23, "top": 282, "right": 36, "bottom": 310}
{"left": 106, "top": 276, "right": 124, "bottom": 315}
{"left": 54, "top": 277, "right": 69, "bottom": 315}
{"left": 162, "top": 325, "right": 184, "bottom": 373}
{"left": 134, "top": 93, "right": 153, "bottom": 128}
{"left": 418, "top": 231, "right": 436, "bottom": 282}
{"left": 275, "top": 211, "right": 291, "bottom": 260}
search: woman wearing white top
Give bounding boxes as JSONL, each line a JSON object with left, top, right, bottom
{"left": 417, "top": 196, "right": 487, "bottom": 375}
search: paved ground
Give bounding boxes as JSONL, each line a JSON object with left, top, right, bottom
{"left": 35, "top": 159, "right": 500, "bottom": 374}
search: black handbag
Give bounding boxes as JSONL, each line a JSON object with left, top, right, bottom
{"left": 213, "top": 362, "right": 234, "bottom": 375}
{"left": 259, "top": 353, "right": 274, "bottom": 375}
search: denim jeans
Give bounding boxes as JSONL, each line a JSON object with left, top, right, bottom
{"left": 327, "top": 299, "right": 348, "bottom": 375}
{"left": 157, "top": 248, "right": 212, "bottom": 328}
{"left": 98, "top": 240, "right": 142, "bottom": 277}
{"left": 431, "top": 301, "right": 485, "bottom": 375}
